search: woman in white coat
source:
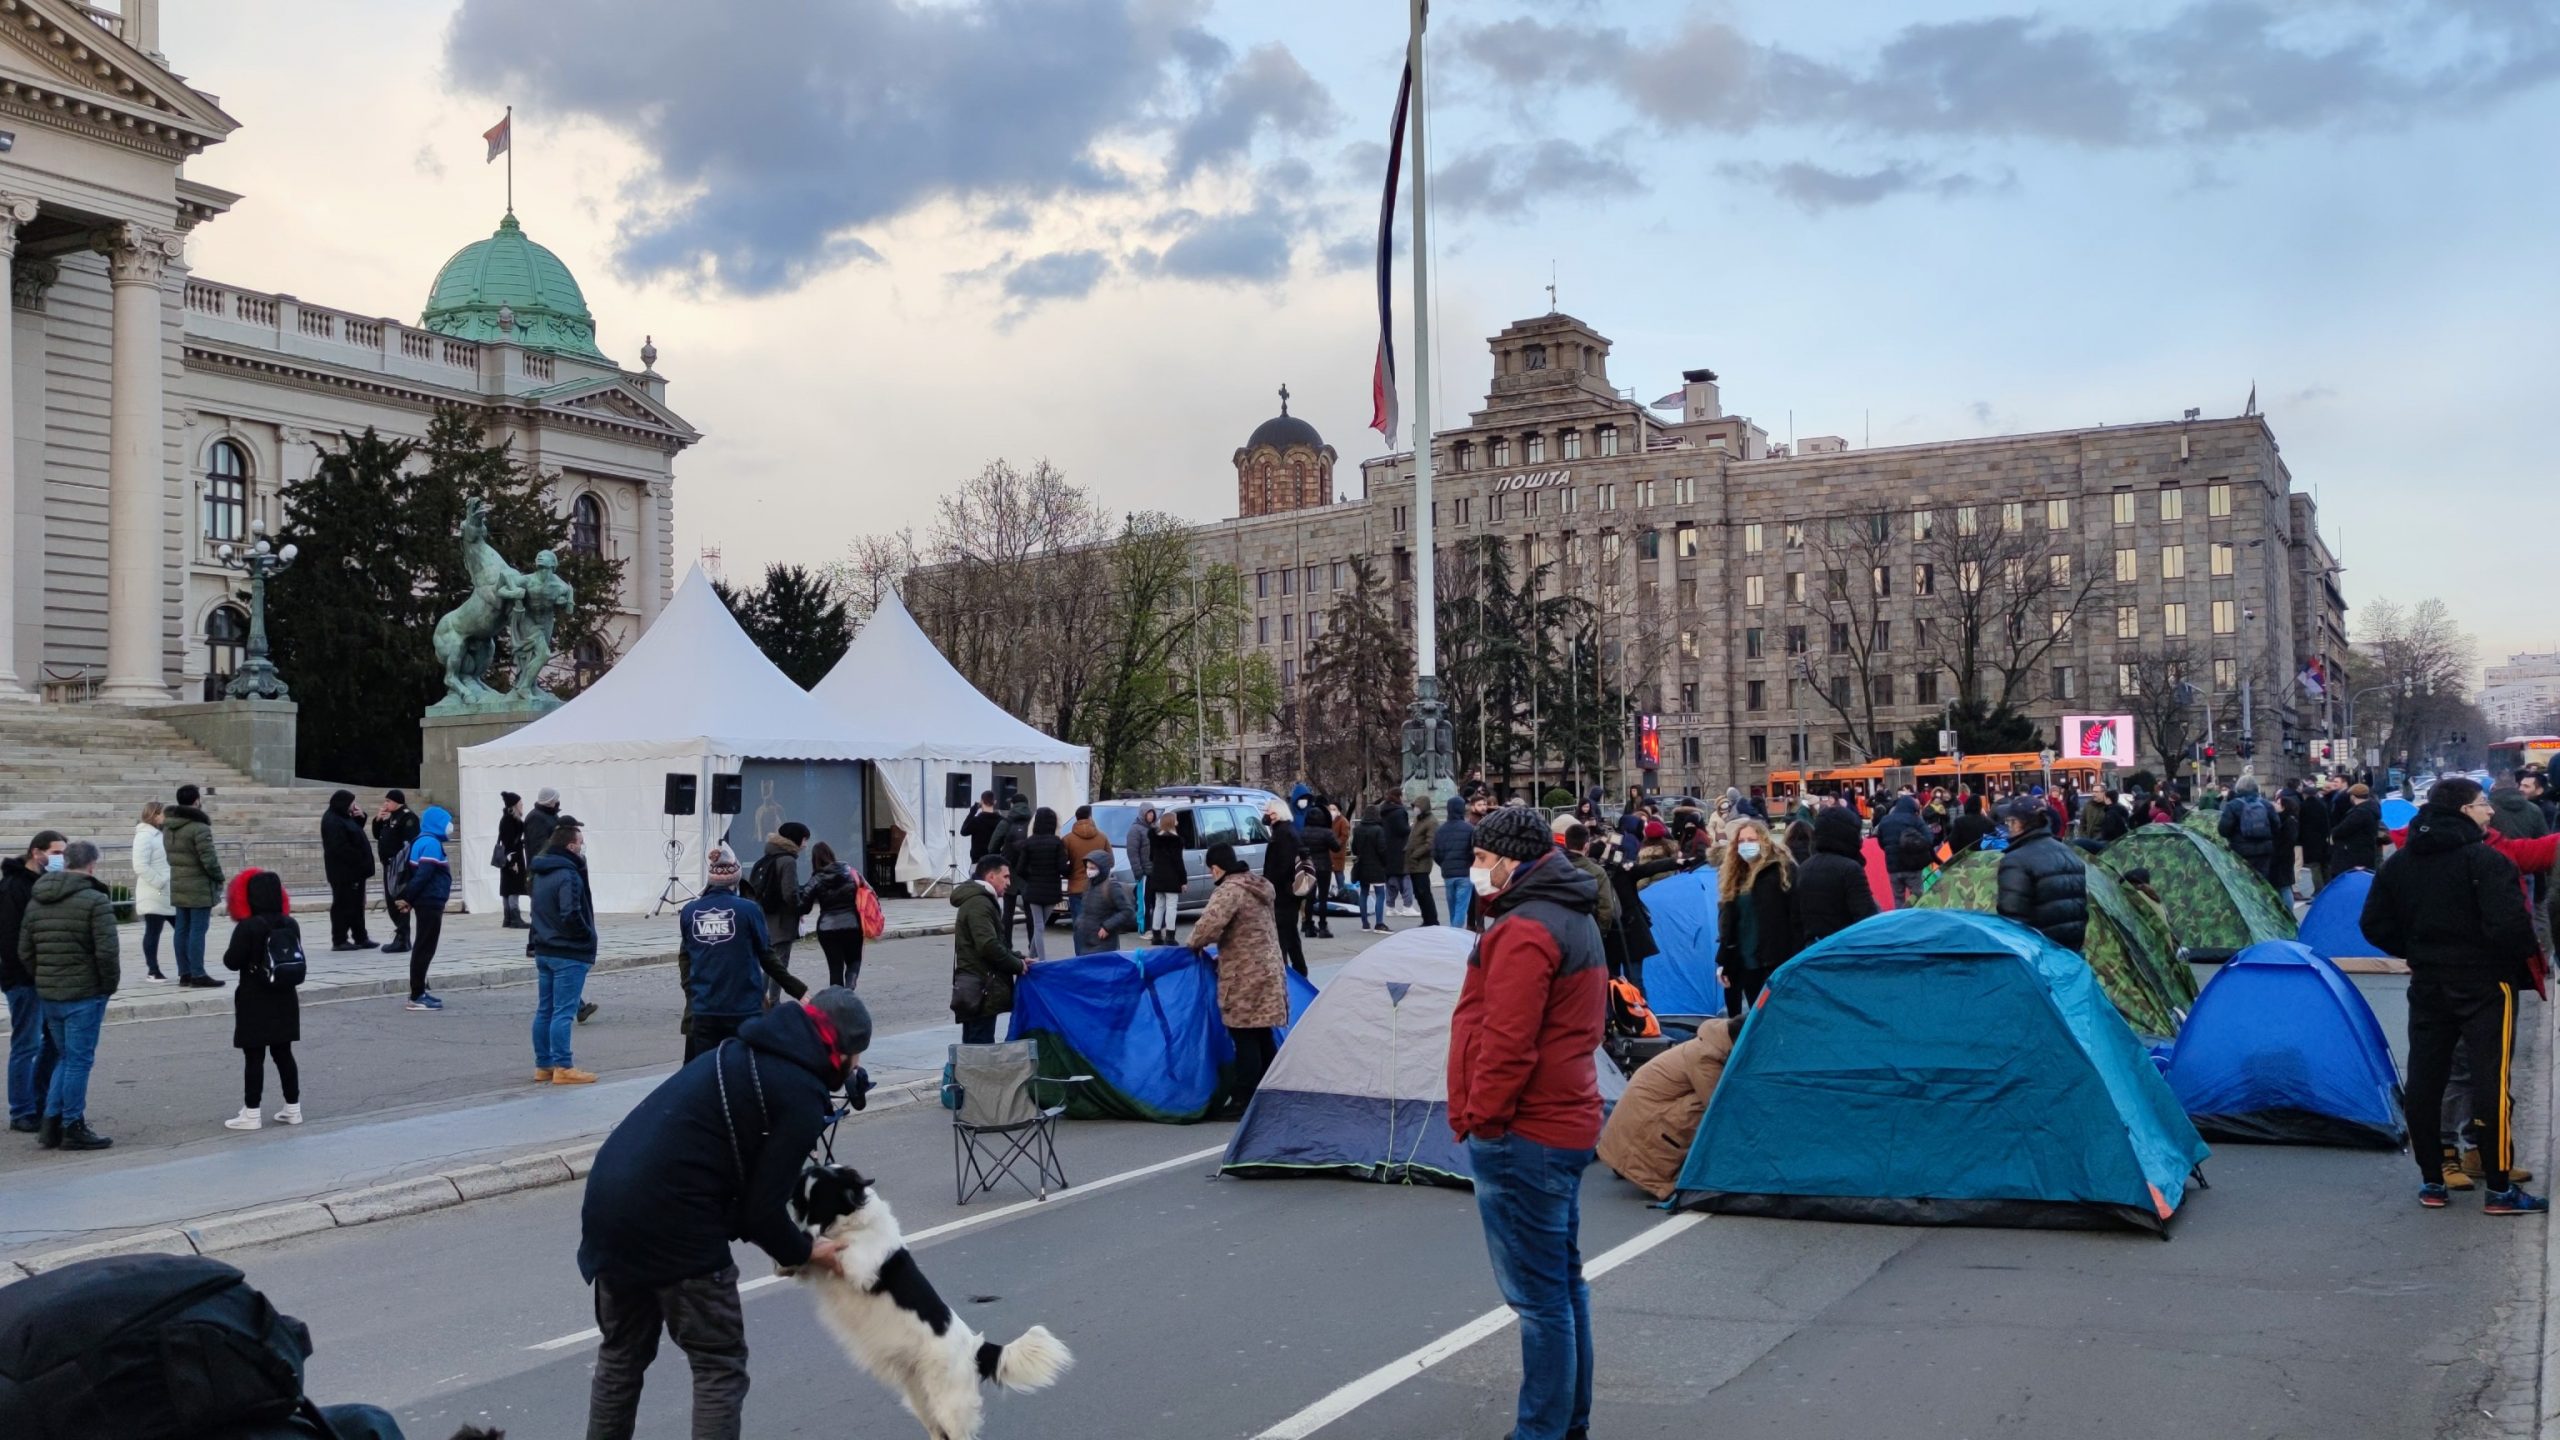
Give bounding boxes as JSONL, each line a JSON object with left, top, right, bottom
{"left": 133, "top": 799, "right": 175, "bottom": 982}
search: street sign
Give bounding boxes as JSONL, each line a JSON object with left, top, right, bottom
{"left": 1938, "top": 729, "right": 1956, "bottom": 755}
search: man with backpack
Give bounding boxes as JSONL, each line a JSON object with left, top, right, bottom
{"left": 19, "top": 839, "right": 117, "bottom": 1150}
{"left": 371, "top": 791, "right": 420, "bottom": 954}
{"left": 748, "top": 821, "right": 815, "bottom": 1008}
{"left": 2219, "top": 774, "right": 2286, "bottom": 885}
{"left": 1874, "top": 792, "right": 1933, "bottom": 905}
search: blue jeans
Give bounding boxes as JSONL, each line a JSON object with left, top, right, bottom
{"left": 40, "top": 994, "right": 108, "bottom": 1124}
{"left": 1467, "top": 1132, "right": 1595, "bottom": 1440}
{"left": 172, "top": 906, "right": 212, "bottom": 980}
{"left": 532, "top": 955, "right": 592, "bottom": 1069}
{"left": 6, "top": 984, "right": 56, "bottom": 1123}
{"left": 1363, "top": 883, "right": 1390, "bottom": 928}
{"left": 1446, "top": 877, "right": 1476, "bottom": 929}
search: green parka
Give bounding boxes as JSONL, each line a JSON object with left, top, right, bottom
{"left": 161, "top": 804, "right": 225, "bottom": 910}
{"left": 19, "top": 869, "right": 119, "bottom": 1003}
{"left": 948, "top": 879, "right": 1026, "bottom": 1021}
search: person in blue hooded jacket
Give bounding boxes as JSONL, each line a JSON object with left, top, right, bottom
{"left": 391, "top": 805, "right": 453, "bottom": 1012}
{"left": 678, "top": 847, "right": 799, "bottom": 1062}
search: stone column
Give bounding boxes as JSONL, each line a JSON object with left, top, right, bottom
{"left": 97, "top": 224, "right": 184, "bottom": 705}
{"left": 639, "top": 479, "right": 670, "bottom": 622}
{"left": 0, "top": 192, "right": 37, "bottom": 701}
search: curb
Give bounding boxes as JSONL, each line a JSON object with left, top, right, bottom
{"left": 0, "top": 1078, "right": 938, "bottom": 1286}
{"left": 1, "top": 921, "right": 954, "bottom": 1033}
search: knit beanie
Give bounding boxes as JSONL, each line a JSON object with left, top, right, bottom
{"left": 1473, "top": 805, "right": 1553, "bottom": 862}
{"left": 706, "top": 845, "right": 741, "bottom": 884}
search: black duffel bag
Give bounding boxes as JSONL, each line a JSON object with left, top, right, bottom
{"left": 0, "top": 1253, "right": 315, "bottom": 1440}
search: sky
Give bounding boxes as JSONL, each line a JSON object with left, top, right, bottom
{"left": 163, "top": 0, "right": 2560, "bottom": 683}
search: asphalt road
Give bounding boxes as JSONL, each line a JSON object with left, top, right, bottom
{"left": 202, "top": 971, "right": 2543, "bottom": 1440}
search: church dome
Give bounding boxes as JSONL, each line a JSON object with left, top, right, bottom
{"left": 420, "top": 213, "right": 608, "bottom": 362}
{"left": 1244, "top": 384, "right": 1323, "bottom": 452}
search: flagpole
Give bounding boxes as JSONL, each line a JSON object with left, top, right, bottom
{"left": 1398, "top": 0, "right": 1455, "bottom": 816}
{"left": 505, "top": 105, "right": 514, "bottom": 215}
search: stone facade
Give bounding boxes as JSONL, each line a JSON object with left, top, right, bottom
{"left": 1205, "top": 310, "right": 2348, "bottom": 792}
{"left": 0, "top": 2, "right": 693, "bottom": 706}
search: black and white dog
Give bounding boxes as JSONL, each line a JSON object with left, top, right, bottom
{"left": 790, "top": 1163, "right": 1072, "bottom": 1440}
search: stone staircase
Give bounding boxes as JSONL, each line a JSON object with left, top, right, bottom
{"left": 0, "top": 705, "right": 388, "bottom": 904}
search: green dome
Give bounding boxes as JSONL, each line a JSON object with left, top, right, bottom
{"left": 419, "top": 213, "right": 607, "bottom": 362}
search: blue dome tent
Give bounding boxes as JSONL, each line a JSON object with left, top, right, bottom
{"left": 1008, "top": 946, "right": 1316, "bottom": 1124}
{"left": 1632, "top": 869, "right": 1723, "bottom": 1018}
{"left": 2163, "top": 940, "right": 2403, "bottom": 1148}
{"left": 1674, "top": 910, "right": 2208, "bottom": 1233}
{"left": 2297, "top": 870, "right": 2385, "bottom": 965}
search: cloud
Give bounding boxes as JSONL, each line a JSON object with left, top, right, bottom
{"left": 411, "top": 143, "right": 446, "bottom": 180}
{"left": 1167, "top": 43, "right": 1338, "bottom": 181}
{"left": 1719, "top": 160, "right": 2004, "bottom": 213}
{"left": 1456, "top": 3, "right": 2560, "bottom": 149}
{"left": 444, "top": 0, "right": 1222, "bottom": 294}
{"left": 1436, "top": 139, "right": 1642, "bottom": 219}
{"left": 1002, "top": 248, "right": 1112, "bottom": 303}
{"left": 1141, "top": 204, "right": 1297, "bottom": 284}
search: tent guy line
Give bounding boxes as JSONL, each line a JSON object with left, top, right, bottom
{"left": 524, "top": 1141, "right": 1229, "bottom": 1352}
{"left": 1253, "top": 1212, "right": 1707, "bottom": 1440}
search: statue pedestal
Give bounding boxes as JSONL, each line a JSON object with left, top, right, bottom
{"left": 420, "top": 709, "right": 548, "bottom": 820}
{"left": 160, "top": 700, "right": 299, "bottom": 787}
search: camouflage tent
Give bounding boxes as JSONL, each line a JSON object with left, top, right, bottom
{"left": 2180, "top": 807, "right": 2226, "bottom": 847}
{"left": 1916, "top": 850, "right": 2185, "bottom": 1037}
{"left": 2097, "top": 823, "right": 2297, "bottom": 962}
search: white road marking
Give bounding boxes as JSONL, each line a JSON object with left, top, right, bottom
{"left": 1253, "top": 1211, "right": 1709, "bottom": 1439}
{"left": 526, "top": 1141, "right": 1231, "bottom": 1352}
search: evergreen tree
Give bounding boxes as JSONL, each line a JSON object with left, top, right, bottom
{"left": 714, "top": 563, "right": 855, "bottom": 688}
{"left": 1890, "top": 698, "right": 2045, "bottom": 765}
{"left": 1301, "top": 555, "right": 1415, "bottom": 800}
{"left": 266, "top": 408, "right": 625, "bottom": 784}
{"left": 1436, "top": 535, "right": 1614, "bottom": 787}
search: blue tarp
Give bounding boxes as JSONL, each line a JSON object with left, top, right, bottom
{"left": 2163, "top": 940, "right": 2403, "bottom": 1147}
{"left": 1637, "top": 869, "right": 1725, "bottom": 1018}
{"left": 1674, "top": 909, "right": 2209, "bottom": 1233}
{"left": 2297, "top": 870, "right": 2384, "bottom": 962}
{"left": 1009, "top": 946, "right": 1318, "bottom": 1124}
{"left": 2381, "top": 797, "right": 2419, "bottom": 831}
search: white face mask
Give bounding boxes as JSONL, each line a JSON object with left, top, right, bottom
{"left": 1735, "top": 841, "right": 1763, "bottom": 863}
{"left": 1468, "top": 865, "right": 1497, "bottom": 894}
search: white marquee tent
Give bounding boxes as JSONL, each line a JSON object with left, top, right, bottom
{"left": 455, "top": 566, "right": 877, "bottom": 914}
{"left": 811, "top": 588, "right": 1090, "bottom": 886}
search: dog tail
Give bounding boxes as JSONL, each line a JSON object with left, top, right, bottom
{"left": 978, "top": 1325, "right": 1073, "bottom": 1392}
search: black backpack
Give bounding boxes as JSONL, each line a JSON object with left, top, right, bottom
{"left": 0, "top": 1254, "right": 314, "bottom": 1440}
{"left": 263, "top": 923, "right": 307, "bottom": 989}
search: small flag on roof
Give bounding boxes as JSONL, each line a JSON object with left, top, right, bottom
{"left": 483, "top": 111, "right": 511, "bottom": 163}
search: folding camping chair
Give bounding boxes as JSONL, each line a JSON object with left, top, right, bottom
{"left": 945, "top": 1040, "right": 1090, "bottom": 1204}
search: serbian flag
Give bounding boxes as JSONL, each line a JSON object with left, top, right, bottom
{"left": 2298, "top": 656, "right": 2327, "bottom": 700}
{"left": 1369, "top": 62, "right": 1411, "bottom": 443}
{"left": 483, "top": 111, "right": 511, "bottom": 163}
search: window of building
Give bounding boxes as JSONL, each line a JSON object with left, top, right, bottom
{"left": 1682, "top": 736, "right": 1703, "bottom": 767}
{"left": 1789, "top": 732, "right": 1808, "bottom": 763}
{"left": 2047, "top": 611, "right": 2071, "bottom": 641}
{"left": 569, "top": 493, "right": 604, "bottom": 558}
{"left": 2118, "top": 663, "right": 2142, "bottom": 695}
{"left": 1676, "top": 523, "right": 1699, "bottom": 558}
{"left": 1872, "top": 620, "right": 1892, "bottom": 651}
{"left": 573, "top": 637, "right": 607, "bottom": 690}
{"left": 1829, "top": 621, "right": 1851, "bottom": 651}
{"left": 1744, "top": 627, "right": 1764, "bottom": 659}
{"left": 1602, "top": 530, "right": 1622, "bottom": 562}
{"left": 1598, "top": 425, "right": 1620, "bottom": 457}
{"left": 1307, "top": 612, "right": 1323, "bottom": 638}
{"left": 2052, "top": 664, "right": 2076, "bottom": 699}
{"left": 2002, "top": 501, "right": 2025, "bottom": 532}
{"left": 2048, "top": 554, "right": 2072, "bottom": 585}
{"left": 1786, "top": 624, "right": 1808, "bottom": 655}
{"left": 1787, "top": 571, "right": 1807, "bottom": 604}
{"left": 1452, "top": 497, "right": 1471, "bottom": 525}
{"left": 2213, "top": 657, "right": 2237, "bottom": 688}
{"left": 204, "top": 440, "right": 249, "bottom": 541}
{"left": 1279, "top": 567, "right": 1295, "bottom": 595}
{"left": 1391, "top": 505, "right": 1407, "bottom": 533}
{"left": 1915, "top": 563, "right": 1936, "bottom": 596}
{"left": 1255, "top": 570, "right": 1270, "bottom": 598}
{"left": 1678, "top": 577, "right": 1698, "bottom": 609}
{"left": 1748, "top": 733, "right": 1768, "bottom": 763}
{"left": 2211, "top": 541, "right": 2234, "bottom": 576}
{"left": 1523, "top": 343, "right": 1548, "bottom": 370}
{"left": 2112, "top": 492, "right": 2136, "bottom": 525}
{"left": 1784, "top": 522, "right": 1805, "bottom": 550}
{"left": 1826, "top": 567, "right": 1848, "bottom": 599}
{"left": 1452, "top": 441, "right": 1472, "bottom": 471}
{"left": 1282, "top": 658, "right": 1296, "bottom": 687}
{"left": 2158, "top": 544, "right": 2186, "bottom": 580}
{"left": 1281, "top": 613, "right": 1295, "bottom": 641}
{"left": 1558, "top": 486, "right": 1577, "bottom": 514}
{"left": 1914, "top": 617, "right": 1934, "bottom": 648}
{"left": 1330, "top": 560, "right": 1347, "bottom": 589}
{"left": 2212, "top": 599, "right": 2237, "bottom": 634}
{"left": 2163, "top": 602, "right": 2188, "bottom": 637}
{"left": 1830, "top": 675, "right": 1851, "bottom": 708}
{"left": 1956, "top": 506, "right": 1979, "bottom": 536}
{"left": 1873, "top": 566, "right": 1891, "bottom": 596}
{"left": 2045, "top": 498, "right": 2071, "bottom": 530}
{"left": 1488, "top": 492, "right": 1506, "bottom": 523}
{"left": 1395, "top": 548, "right": 1413, "bottom": 580}
{"left": 1491, "top": 438, "right": 1512, "bottom": 467}
{"left": 1958, "top": 561, "right": 1983, "bottom": 594}
{"left": 1257, "top": 616, "right": 1270, "bottom": 644}
{"left": 1633, "top": 478, "right": 1657, "bottom": 507}
{"left": 1675, "top": 681, "right": 1698, "bottom": 712}
{"left": 1561, "top": 429, "right": 1582, "bottom": 460}
{"left": 1304, "top": 564, "right": 1320, "bottom": 592}
{"left": 2207, "top": 482, "right": 2232, "bottom": 517}
{"left": 205, "top": 604, "right": 247, "bottom": 685}
{"left": 1743, "top": 522, "right": 1764, "bottom": 553}
{"left": 2114, "top": 548, "right": 2138, "bottom": 582}
{"left": 1744, "top": 679, "right": 1764, "bottom": 711}
{"left": 1914, "top": 509, "right": 1936, "bottom": 541}
{"left": 1674, "top": 476, "right": 1697, "bottom": 505}
{"left": 1637, "top": 528, "right": 1659, "bottom": 560}
{"left": 1915, "top": 669, "right": 1940, "bottom": 704}
{"left": 2159, "top": 484, "right": 2185, "bottom": 521}
{"left": 1598, "top": 483, "right": 1617, "bottom": 512}
{"left": 1679, "top": 629, "right": 1700, "bottom": 659}
{"left": 1870, "top": 673, "right": 1894, "bottom": 705}
{"left": 1526, "top": 433, "right": 1546, "bottom": 464}
{"left": 2116, "top": 605, "right": 2141, "bottom": 639}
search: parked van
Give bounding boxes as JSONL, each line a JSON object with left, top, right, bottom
{"left": 1090, "top": 797, "right": 1272, "bottom": 911}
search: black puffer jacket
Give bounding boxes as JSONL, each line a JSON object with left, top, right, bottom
{"left": 0, "top": 856, "right": 37, "bottom": 990}
{"left": 2329, "top": 798, "right": 2384, "bottom": 872}
{"left": 320, "top": 792, "right": 374, "bottom": 886}
{"left": 2361, "top": 810, "right": 2537, "bottom": 988}
{"left": 2295, "top": 787, "right": 2333, "bottom": 864}
{"left": 579, "top": 1005, "right": 838, "bottom": 1289}
{"left": 1873, "top": 797, "right": 1932, "bottom": 874}
{"left": 1791, "top": 809, "right": 1879, "bottom": 946}
{"left": 1351, "top": 819, "right": 1395, "bottom": 885}
{"left": 1997, "top": 827, "right": 2088, "bottom": 951}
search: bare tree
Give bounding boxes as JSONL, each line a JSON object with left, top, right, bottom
{"left": 2119, "top": 644, "right": 2279, "bottom": 781}
{"left": 1801, "top": 513, "right": 1897, "bottom": 760}
{"left": 1915, "top": 504, "right": 2109, "bottom": 714}
{"left": 901, "top": 459, "right": 1113, "bottom": 733}
{"left": 2350, "top": 597, "right": 2478, "bottom": 769}
{"left": 826, "top": 528, "right": 921, "bottom": 627}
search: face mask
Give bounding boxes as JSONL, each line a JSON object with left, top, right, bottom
{"left": 1735, "top": 841, "right": 1762, "bottom": 862}
{"left": 1468, "top": 865, "right": 1497, "bottom": 894}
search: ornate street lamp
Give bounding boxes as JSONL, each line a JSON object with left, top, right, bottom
{"left": 215, "top": 518, "right": 298, "bottom": 700}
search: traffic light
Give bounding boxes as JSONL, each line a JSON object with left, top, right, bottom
{"left": 2202, "top": 744, "right": 2218, "bottom": 763}
{"left": 2239, "top": 739, "right": 2255, "bottom": 760}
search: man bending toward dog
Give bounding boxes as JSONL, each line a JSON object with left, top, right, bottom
{"left": 577, "top": 986, "right": 874, "bottom": 1440}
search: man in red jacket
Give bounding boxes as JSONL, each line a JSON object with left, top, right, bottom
{"left": 1447, "top": 804, "right": 1608, "bottom": 1440}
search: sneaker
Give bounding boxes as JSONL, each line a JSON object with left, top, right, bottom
{"left": 274, "top": 1103, "right": 302, "bottom": 1126}
{"left": 380, "top": 940, "right": 410, "bottom": 954}
{"left": 330, "top": 943, "right": 367, "bottom": 953}
{"left": 2419, "top": 1182, "right": 2449, "bottom": 1208}
{"left": 2485, "top": 1186, "right": 2550, "bottom": 1216}
{"left": 8, "top": 1116, "right": 35, "bottom": 1134}
{"left": 533, "top": 1067, "right": 555, "bottom": 1083}
{"left": 223, "top": 1107, "right": 261, "bottom": 1131}
{"left": 146, "top": 972, "right": 168, "bottom": 982}
{"left": 406, "top": 994, "right": 444, "bottom": 1011}
{"left": 576, "top": 1001, "right": 599, "bottom": 1024}
{"left": 550, "top": 1067, "right": 598, "bottom": 1086}
{"left": 182, "top": 976, "right": 225, "bottom": 989}
{"left": 56, "top": 1121, "right": 111, "bottom": 1151}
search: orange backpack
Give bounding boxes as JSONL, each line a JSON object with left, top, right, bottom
{"left": 1608, "top": 976, "right": 1661, "bottom": 1039}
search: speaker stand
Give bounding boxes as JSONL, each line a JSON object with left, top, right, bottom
{"left": 651, "top": 827, "right": 696, "bottom": 917}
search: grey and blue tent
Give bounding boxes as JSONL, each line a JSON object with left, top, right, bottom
{"left": 1673, "top": 909, "right": 2209, "bottom": 1233}
{"left": 1221, "top": 926, "right": 1624, "bottom": 1187}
